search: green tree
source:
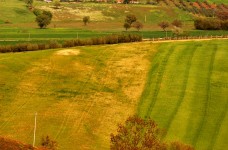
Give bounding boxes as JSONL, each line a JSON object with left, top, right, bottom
{"left": 43, "top": 10, "right": 53, "bottom": 20}
{"left": 110, "top": 115, "right": 167, "bottom": 150}
{"left": 110, "top": 116, "right": 194, "bottom": 150}
{"left": 53, "top": 0, "right": 61, "bottom": 9}
{"left": 158, "top": 21, "right": 169, "bottom": 31}
{"left": 123, "top": 22, "right": 131, "bottom": 31}
{"left": 125, "top": 14, "right": 137, "bottom": 26}
{"left": 83, "top": 16, "right": 90, "bottom": 25}
{"left": 36, "top": 14, "right": 52, "bottom": 29}
{"left": 132, "top": 21, "right": 143, "bottom": 31}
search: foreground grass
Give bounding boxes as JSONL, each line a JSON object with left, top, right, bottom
{"left": 0, "top": 42, "right": 154, "bottom": 149}
{"left": 0, "top": 40, "right": 227, "bottom": 149}
{"left": 138, "top": 39, "right": 228, "bottom": 150}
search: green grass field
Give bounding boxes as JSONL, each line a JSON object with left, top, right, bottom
{"left": 137, "top": 40, "right": 228, "bottom": 150}
{"left": 0, "top": 39, "right": 227, "bottom": 149}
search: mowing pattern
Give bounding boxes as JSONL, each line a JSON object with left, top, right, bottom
{"left": 137, "top": 40, "right": 228, "bottom": 150}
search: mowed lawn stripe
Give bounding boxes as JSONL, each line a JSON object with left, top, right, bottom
{"left": 210, "top": 41, "right": 228, "bottom": 150}
{"left": 146, "top": 45, "right": 175, "bottom": 118}
{"left": 138, "top": 40, "right": 228, "bottom": 150}
{"left": 148, "top": 43, "right": 197, "bottom": 128}
{"left": 196, "top": 42, "right": 228, "bottom": 150}
{"left": 164, "top": 43, "right": 197, "bottom": 134}
{"left": 193, "top": 43, "right": 217, "bottom": 148}
{"left": 137, "top": 44, "right": 174, "bottom": 118}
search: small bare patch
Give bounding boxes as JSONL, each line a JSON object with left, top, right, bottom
{"left": 56, "top": 49, "right": 80, "bottom": 56}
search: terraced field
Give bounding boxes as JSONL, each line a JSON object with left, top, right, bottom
{"left": 138, "top": 40, "right": 228, "bottom": 150}
{"left": 0, "top": 40, "right": 227, "bottom": 149}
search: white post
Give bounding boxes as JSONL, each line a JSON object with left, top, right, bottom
{"left": 33, "top": 112, "right": 37, "bottom": 147}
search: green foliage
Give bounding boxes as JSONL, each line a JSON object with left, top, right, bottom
{"left": 124, "top": 22, "right": 131, "bottom": 31}
{"left": 110, "top": 116, "right": 194, "bottom": 150}
{"left": 194, "top": 18, "right": 227, "bottom": 30}
{"left": 132, "top": 21, "right": 143, "bottom": 31}
{"left": 53, "top": 0, "right": 61, "bottom": 9}
{"left": 110, "top": 115, "right": 167, "bottom": 150}
{"left": 158, "top": 21, "right": 170, "bottom": 31}
{"left": 35, "top": 10, "right": 52, "bottom": 29}
{"left": 83, "top": 16, "right": 90, "bottom": 25}
{"left": 125, "top": 14, "right": 137, "bottom": 26}
{"left": 36, "top": 14, "right": 51, "bottom": 29}
{"left": 43, "top": 10, "right": 53, "bottom": 20}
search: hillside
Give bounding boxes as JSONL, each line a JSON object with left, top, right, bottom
{"left": 0, "top": 0, "right": 35, "bottom": 24}
{"left": 0, "top": 39, "right": 227, "bottom": 149}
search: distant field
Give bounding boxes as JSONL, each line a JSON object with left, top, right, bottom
{"left": 138, "top": 40, "right": 228, "bottom": 150}
{"left": 0, "top": 40, "right": 227, "bottom": 149}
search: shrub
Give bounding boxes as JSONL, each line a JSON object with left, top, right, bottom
{"left": 63, "top": 40, "right": 75, "bottom": 48}
{"left": 48, "top": 40, "right": 62, "bottom": 49}
{"left": 158, "top": 21, "right": 169, "bottom": 31}
{"left": 172, "top": 19, "right": 183, "bottom": 28}
{"left": 110, "top": 116, "right": 194, "bottom": 150}
{"left": 27, "top": 44, "right": 39, "bottom": 51}
{"left": 221, "top": 20, "right": 228, "bottom": 30}
{"left": 0, "top": 45, "right": 11, "bottom": 53}
{"left": 38, "top": 43, "right": 46, "bottom": 50}
{"left": 194, "top": 18, "right": 221, "bottom": 30}
{"left": 83, "top": 16, "right": 90, "bottom": 26}
{"left": 132, "top": 21, "right": 143, "bottom": 31}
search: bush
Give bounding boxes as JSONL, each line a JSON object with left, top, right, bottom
{"left": 221, "top": 20, "right": 228, "bottom": 30}
{"left": 48, "top": 40, "right": 62, "bottom": 49}
{"left": 27, "top": 44, "right": 39, "bottom": 51}
{"left": 63, "top": 40, "right": 75, "bottom": 48}
{"left": 110, "top": 116, "right": 194, "bottom": 150}
{"left": 194, "top": 18, "right": 221, "bottom": 30}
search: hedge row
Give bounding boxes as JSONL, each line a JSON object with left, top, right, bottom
{"left": 194, "top": 18, "right": 228, "bottom": 30}
{"left": 0, "top": 34, "right": 142, "bottom": 53}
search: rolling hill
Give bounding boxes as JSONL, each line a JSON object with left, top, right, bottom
{"left": 0, "top": 39, "right": 227, "bottom": 149}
